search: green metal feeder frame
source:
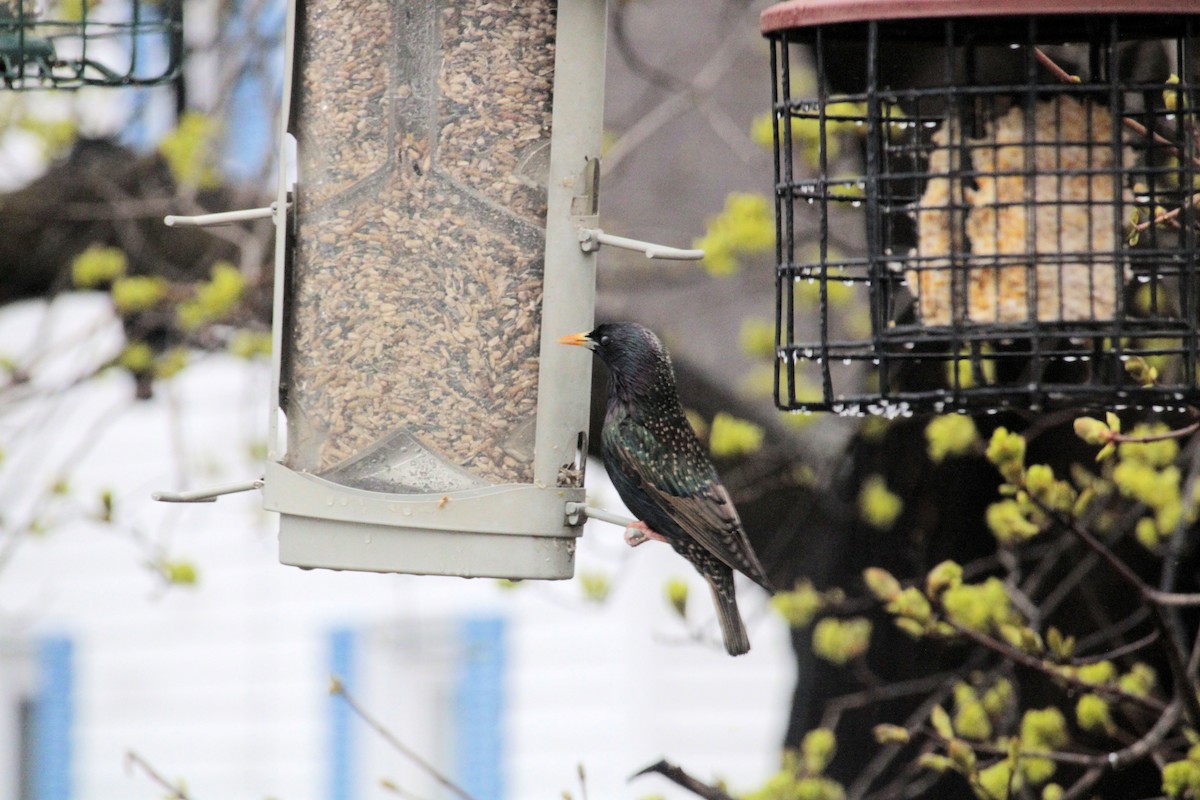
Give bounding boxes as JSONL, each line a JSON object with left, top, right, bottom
{"left": 0, "top": 0, "right": 182, "bottom": 88}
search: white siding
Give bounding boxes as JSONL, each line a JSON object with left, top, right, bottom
{"left": 0, "top": 296, "right": 795, "bottom": 800}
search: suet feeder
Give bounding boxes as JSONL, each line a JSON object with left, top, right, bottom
{"left": 762, "top": 0, "right": 1200, "bottom": 414}
{"left": 254, "top": 0, "right": 615, "bottom": 580}
{"left": 0, "top": 0, "right": 181, "bottom": 87}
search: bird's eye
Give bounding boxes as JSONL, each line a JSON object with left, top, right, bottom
{"left": 599, "top": 335, "right": 610, "bottom": 346}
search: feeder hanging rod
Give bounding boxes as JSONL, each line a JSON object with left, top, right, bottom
{"left": 153, "top": 479, "right": 264, "bottom": 503}
{"left": 577, "top": 228, "right": 704, "bottom": 260}
{"left": 164, "top": 202, "right": 289, "bottom": 228}
{"left": 564, "top": 500, "right": 636, "bottom": 528}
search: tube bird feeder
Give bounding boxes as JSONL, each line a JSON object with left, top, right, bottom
{"left": 259, "top": 0, "right": 610, "bottom": 579}
{"left": 762, "top": 0, "right": 1200, "bottom": 414}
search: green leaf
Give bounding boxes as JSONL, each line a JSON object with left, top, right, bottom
{"left": 930, "top": 704, "right": 954, "bottom": 739}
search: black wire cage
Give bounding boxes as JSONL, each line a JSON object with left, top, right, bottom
{"left": 0, "top": 0, "right": 182, "bottom": 88}
{"left": 762, "top": 0, "right": 1200, "bottom": 414}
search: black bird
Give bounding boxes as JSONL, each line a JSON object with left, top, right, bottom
{"left": 559, "top": 322, "right": 773, "bottom": 656}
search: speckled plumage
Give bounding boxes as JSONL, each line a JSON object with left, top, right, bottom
{"left": 563, "top": 322, "right": 772, "bottom": 656}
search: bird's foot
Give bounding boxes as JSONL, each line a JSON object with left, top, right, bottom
{"left": 624, "top": 520, "right": 668, "bottom": 548}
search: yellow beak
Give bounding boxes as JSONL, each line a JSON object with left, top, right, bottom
{"left": 557, "top": 332, "right": 592, "bottom": 348}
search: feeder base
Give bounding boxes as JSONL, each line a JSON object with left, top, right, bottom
{"left": 278, "top": 514, "right": 576, "bottom": 580}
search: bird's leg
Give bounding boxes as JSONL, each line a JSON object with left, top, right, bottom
{"left": 624, "top": 520, "right": 668, "bottom": 548}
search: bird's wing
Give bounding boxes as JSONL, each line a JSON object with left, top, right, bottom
{"left": 608, "top": 424, "right": 774, "bottom": 591}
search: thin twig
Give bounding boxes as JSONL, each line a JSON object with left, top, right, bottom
{"left": 380, "top": 778, "right": 434, "bottom": 800}
{"left": 933, "top": 696, "right": 1178, "bottom": 773}
{"left": 1073, "top": 606, "right": 1150, "bottom": 655}
{"left": 330, "top": 676, "right": 479, "bottom": 800}
{"left": 1061, "top": 701, "right": 1183, "bottom": 800}
{"left": 1008, "top": 452, "right": 1200, "bottom": 729}
{"left": 1110, "top": 421, "right": 1200, "bottom": 444}
{"left": 819, "top": 670, "right": 962, "bottom": 734}
{"left": 125, "top": 751, "right": 193, "bottom": 800}
{"left": 630, "top": 760, "right": 737, "bottom": 800}
{"left": 1070, "top": 628, "right": 1159, "bottom": 666}
{"left": 1033, "top": 48, "right": 1200, "bottom": 170}
{"left": 0, "top": 393, "right": 133, "bottom": 580}
{"left": 1043, "top": 502, "right": 1200, "bottom": 608}
{"left": 1134, "top": 196, "right": 1195, "bottom": 233}
{"left": 602, "top": 19, "right": 751, "bottom": 178}
{"left": 848, "top": 654, "right": 993, "bottom": 800}
{"left": 1041, "top": 504, "right": 1200, "bottom": 728}
{"left": 941, "top": 619, "right": 1166, "bottom": 714}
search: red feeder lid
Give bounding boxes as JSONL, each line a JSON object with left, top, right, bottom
{"left": 761, "top": 0, "right": 1200, "bottom": 34}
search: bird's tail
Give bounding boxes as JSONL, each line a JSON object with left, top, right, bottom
{"left": 707, "top": 577, "right": 750, "bottom": 656}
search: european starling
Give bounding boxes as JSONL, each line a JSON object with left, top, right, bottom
{"left": 559, "top": 322, "right": 773, "bottom": 656}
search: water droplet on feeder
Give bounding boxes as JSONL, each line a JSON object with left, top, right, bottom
{"left": 842, "top": 358, "right": 852, "bottom": 365}
{"left": 872, "top": 358, "right": 881, "bottom": 366}
{"left": 850, "top": 200, "right": 862, "bottom": 208}
{"left": 1153, "top": 405, "right": 1165, "bottom": 412}
{"left": 1008, "top": 43, "right": 1020, "bottom": 49}
{"left": 922, "top": 120, "right": 938, "bottom": 129}
{"left": 1137, "top": 275, "right": 1150, "bottom": 283}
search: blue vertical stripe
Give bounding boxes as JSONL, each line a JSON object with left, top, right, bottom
{"left": 328, "top": 628, "right": 357, "bottom": 800}
{"left": 454, "top": 617, "right": 506, "bottom": 800}
{"left": 32, "top": 636, "right": 73, "bottom": 800}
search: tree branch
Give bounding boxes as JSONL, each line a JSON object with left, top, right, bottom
{"left": 942, "top": 619, "right": 1167, "bottom": 715}
{"left": 1033, "top": 47, "right": 1200, "bottom": 170}
{"left": 330, "top": 676, "right": 479, "bottom": 800}
{"left": 125, "top": 751, "right": 193, "bottom": 800}
{"left": 1039, "top": 504, "right": 1200, "bottom": 727}
{"left": 630, "top": 760, "right": 737, "bottom": 800}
